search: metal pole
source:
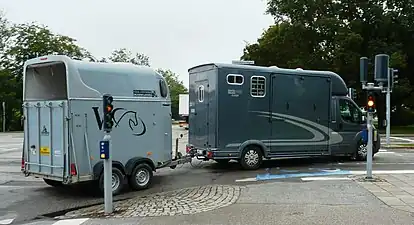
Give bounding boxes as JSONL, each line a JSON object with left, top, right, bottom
{"left": 386, "top": 86, "right": 391, "bottom": 146}
{"left": 103, "top": 133, "right": 113, "bottom": 214}
{"left": 366, "top": 112, "right": 373, "bottom": 179}
{"left": 2, "top": 102, "right": 5, "bottom": 132}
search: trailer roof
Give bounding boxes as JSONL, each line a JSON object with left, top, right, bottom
{"left": 188, "top": 63, "right": 349, "bottom": 95}
{"left": 24, "top": 55, "right": 164, "bottom": 99}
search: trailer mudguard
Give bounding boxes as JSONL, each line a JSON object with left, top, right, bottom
{"left": 125, "top": 157, "right": 156, "bottom": 175}
{"left": 92, "top": 160, "right": 125, "bottom": 180}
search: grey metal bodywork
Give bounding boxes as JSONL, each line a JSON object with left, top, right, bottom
{"left": 22, "top": 55, "right": 172, "bottom": 184}
{"left": 188, "top": 63, "right": 380, "bottom": 160}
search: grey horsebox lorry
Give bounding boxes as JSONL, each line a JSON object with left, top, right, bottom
{"left": 186, "top": 63, "right": 380, "bottom": 170}
{"left": 21, "top": 55, "right": 190, "bottom": 195}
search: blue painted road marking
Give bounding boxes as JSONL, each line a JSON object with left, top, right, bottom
{"left": 256, "top": 169, "right": 352, "bottom": 181}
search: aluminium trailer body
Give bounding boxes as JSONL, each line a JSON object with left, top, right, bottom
{"left": 21, "top": 55, "right": 189, "bottom": 195}
{"left": 187, "top": 63, "right": 380, "bottom": 170}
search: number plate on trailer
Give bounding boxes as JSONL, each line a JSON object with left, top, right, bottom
{"left": 197, "top": 149, "right": 203, "bottom": 155}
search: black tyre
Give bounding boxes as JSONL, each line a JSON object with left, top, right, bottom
{"left": 240, "top": 145, "right": 263, "bottom": 170}
{"left": 351, "top": 140, "right": 372, "bottom": 161}
{"left": 43, "top": 178, "right": 63, "bottom": 187}
{"left": 98, "top": 167, "right": 125, "bottom": 196}
{"left": 129, "top": 163, "right": 153, "bottom": 191}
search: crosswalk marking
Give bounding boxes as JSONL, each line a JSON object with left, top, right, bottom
{"left": 52, "top": 218, "right": 89, "bottom": 225}
{"left": 0, "top": 219, "right": 14, "bottom": 225}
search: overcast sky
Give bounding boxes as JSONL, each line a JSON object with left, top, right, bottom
{"left": 0, "top": 0, "right": 274, "bottom": 88}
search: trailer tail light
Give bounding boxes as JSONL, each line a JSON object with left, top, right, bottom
{"left": 186, "top": 145, "right": 192, "bottom": 154}
{"left": 21, "top": 158, "right": 25, "bottom": 170}
{"left": 207, "top": 151, "right": 213, "bottom": 159}
{"left": 70, "top": 163, "right": 77, "bottom": 176}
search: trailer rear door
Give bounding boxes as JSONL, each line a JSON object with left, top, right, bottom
{"left": 22, "top": 61, "right": 69, "bottom": 180}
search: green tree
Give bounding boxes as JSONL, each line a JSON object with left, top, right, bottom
{"left": 243, "top": 0, "right": 414, "bottom": 127}
{"left": 0, "top": 18, "right": 89, "bottom": 130}
{"left": 107, "top": 48, "right": 188, "bottom": 119}
{"left": 108, "top": 48, "right": 150, "bottom": 66}
{"left": 156, "top": 69, "right": 188, "bottom": 119}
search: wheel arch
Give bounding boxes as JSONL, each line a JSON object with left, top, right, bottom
{"left": 92, "top": 160, "right": 125, "bottom": 180}
{"left": 125, "top": 157, "right": 156, "bottom": 176}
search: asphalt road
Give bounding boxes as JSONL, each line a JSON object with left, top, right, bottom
{"left": 1, "top": 127, "right": 414, "bottom": 224}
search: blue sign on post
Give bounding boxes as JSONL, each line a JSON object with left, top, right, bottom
{"left": 100, "top": 140, "right": 109, "bottom": 159}
{"left": 361, "top": 129, "right": 368, "bottom": 144}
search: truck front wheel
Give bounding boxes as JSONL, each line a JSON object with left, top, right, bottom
{"left": 240, "top": 145, "right": 263, "bottom": 170}
{"left": 129, "top": 163, "right": 153, "bottom": 191}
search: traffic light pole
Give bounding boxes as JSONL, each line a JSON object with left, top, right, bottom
{"left": 366, "top": 112, "right": 374, "bottom": 179}
{"left": 386, "top": 84, "right": 391, "bottom": 146}
{"left": 103, "top": 132, "right": 113, "bottom": 214}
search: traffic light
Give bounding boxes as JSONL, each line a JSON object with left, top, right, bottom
{"left": 367, "top": 92, "right": 375, "bottom": 113}
{"left": 103, "top": 94, "right": 114, "bottom": 132}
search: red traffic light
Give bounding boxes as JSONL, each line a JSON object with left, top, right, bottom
{"left": 106, "top": 105, "right": 113, "bottom": 112}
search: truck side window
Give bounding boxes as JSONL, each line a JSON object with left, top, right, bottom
{"left": 250, "top": 76, "right": 266, "bottom": 97}
{"left": 198, "top": 85, "right": 204, "bottom": 102}
{"left": 159, "top": 79, "right": 168, "bottom": 98}
{"left": 339, "top": 99, "right": 360, "bottom": 124}
{"left": 226, "top": 74, "right": 244, "bottom": 85}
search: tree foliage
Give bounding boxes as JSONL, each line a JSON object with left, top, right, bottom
{"left": 108, "top": 48, "right": 150, "bottom": 67}
{"left": 242, "top": 0, "right": 414, "bottom": 127}
{"left": 156, "top": 69, "right": 188, "bottom": 119}
{"left": 107, "top": 48, "right": 188, "bottom": 119}
{"left": 0, "top": 12, "right": 188, "bottom": 131}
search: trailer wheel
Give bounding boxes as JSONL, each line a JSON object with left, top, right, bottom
{"left": 98, "top": 167, "right": 124, "bottom": 196}
{"left": 129, "top": 163, "right": 153, "bottom": 191}
{"left": 43, "top": 178, "right": 63, "bottom": 187}
{"left": 240, "top": 145, "right": 263, "bottom": 170}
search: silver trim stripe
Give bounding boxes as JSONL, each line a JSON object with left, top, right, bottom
{"left": 225, "top": 111, "right": 343, "bottom": 148}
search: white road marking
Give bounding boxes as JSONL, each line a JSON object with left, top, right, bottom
{"left": 235, "top": 170, "right": 414, "bottom": 182}
{"left": 350, "top": 170, "right": 414, "bottom": 175}
{"left": 0, "top": 218, "right": 14, "bottom": 225}
{"left": 53, "top": 218, "right": 90, "bottom": 225}
{"left": 301, "top": 177, "right": 351, "bottom": 181}
{"left": 235, "top": 177, "right": 257, "bottom": 182}
{"left": 390, "top": 136, "right": 414, "bottom": 143}
{"left": 379, "top": 149, "right": 388, "bottom": 152}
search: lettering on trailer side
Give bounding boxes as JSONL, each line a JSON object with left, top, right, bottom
{"left": 92, "top": 107, "right": 146, "bottom": 136}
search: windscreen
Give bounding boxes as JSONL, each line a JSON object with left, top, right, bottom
{"left": 24, "top": 62, "right": 68, "bottom": 101}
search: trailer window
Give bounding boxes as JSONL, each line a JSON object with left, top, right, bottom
{"left": 250, "top": 76, "right": 266, "bottom": 97}
{"left": 159, "top": 79, "right": 168, "bottom": 98}
{"left": 198, "top": 85, "right": 204, "bottom": 102}
{"left": 226, "top": 74, "right": 244, "bottom": 85}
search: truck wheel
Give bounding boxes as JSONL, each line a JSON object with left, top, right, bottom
{"left": 352, "top": 140, "right": 368, "bottom": 161}
{"left": 129, "top": 163, "right": 153, "bottom": 191}
{"left": 240, "top": 146, "right": 263, "bottom": 170}
{"left": 99, "top": 167, "right": 124, "bottom": 196}
{"left": 43, "top": 178, "right": 63, "bottom": 187}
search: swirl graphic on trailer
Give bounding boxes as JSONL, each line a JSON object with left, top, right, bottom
{"left": 92, "top": 107, "right": 146, "bottom": 136}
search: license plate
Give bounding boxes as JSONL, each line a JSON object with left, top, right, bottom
{"left": 197, "top": 149, "right": 203, "bottom": 155}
